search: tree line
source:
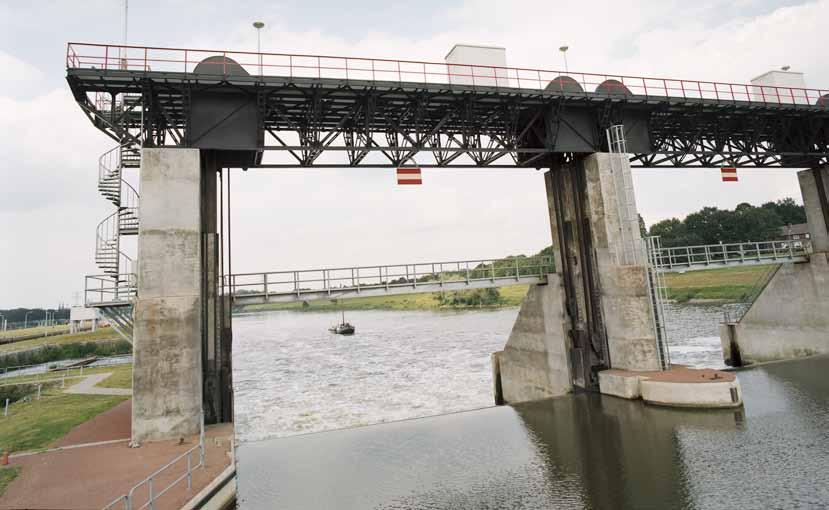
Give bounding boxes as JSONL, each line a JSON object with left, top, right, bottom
{"left": 646, "top": 198, "right": 806, "bottom": 247}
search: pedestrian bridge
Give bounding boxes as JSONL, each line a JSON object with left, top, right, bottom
{"left": 84, "top": 239, "right": 811, "bottom": 308}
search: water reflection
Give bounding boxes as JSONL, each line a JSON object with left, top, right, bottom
{"left": 237, "top": 356, "right": 829, "bottom": 509}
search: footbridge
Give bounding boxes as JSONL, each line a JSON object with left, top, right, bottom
{"left": 85, "top": 238, "right": 808, "bottom": 308}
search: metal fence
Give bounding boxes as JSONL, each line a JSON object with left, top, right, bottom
{"left": 103, "top": 415, "right": 205, "bottom": 510}
{"left": 85, "top": 274, "right": 137, "bottom": 306}
{"left": 224, "top": 256, "right": 555, "bottom": 301}
{"left": 66, "top": 43, "right": 829, "bottom": 107}
{"left": 650, "top": 239, "right": 811, "bottom": 272}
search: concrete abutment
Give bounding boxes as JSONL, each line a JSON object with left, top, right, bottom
{"left": 720, "top": 166, "right": 829, "bottom": 366}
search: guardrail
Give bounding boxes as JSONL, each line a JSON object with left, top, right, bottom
{"left": 650, "top": 239, "right": 811, "bottom": 272}
{"left": 224, "top": 255, "right": 555, "bottom": 301}
{"left": 66, "top": 43, "right": 829, "bottom": 107}
{"left": 85, "top": 274, "right": 137, "bottom": 306}
{"left": 103, "top": 414, "right": 205, "bottom": 510}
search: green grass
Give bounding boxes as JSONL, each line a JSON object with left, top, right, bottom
{"left": 0, "top": 328, "right": 119, "bottom": 355}
{"left": 243, "top": 284, "right": 531, "bottom": 313}
{"left": 97, "top": 364, "right": 133, "bottom": 389}
{"left": 0, "top": 466, "right": 20, "bottom": 497}
{"left": 663, "top": 265, "right": 773, "bottom": 302}
{"left": 0, "top": 385, "right": 127, "bottom": 453}
{"left": 0, "top": 324, "right": 69, "bottom": 341}
{"left": 0, "top": 363, "right": 132, "bottom": 388}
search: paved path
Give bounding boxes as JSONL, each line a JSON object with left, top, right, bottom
{"left": 0, "top": 424, "right": 234, "bottom": 510}
{"left": 64, "top": 372, "right": 132, "bottom": 396}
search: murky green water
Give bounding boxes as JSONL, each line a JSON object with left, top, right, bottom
{"left": 237, "top": 355, "right": 829, "bottom": 509}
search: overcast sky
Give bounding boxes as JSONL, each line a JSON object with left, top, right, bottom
{"left": 1, "top": 0, "right": 826, "bottom": 308}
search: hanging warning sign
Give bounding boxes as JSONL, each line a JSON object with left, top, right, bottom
{"left": 721, "top": 167, "right": 738, "bottom": 182}
{"left": 397, "top": 167, "right": 422, "bottom": 185}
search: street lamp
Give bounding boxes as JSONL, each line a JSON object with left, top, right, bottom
{"left": 253, "top": 21, "right": 265, "bottom": 75}
{"left": 559, "top": 45, "right": 569, "bottom": 74}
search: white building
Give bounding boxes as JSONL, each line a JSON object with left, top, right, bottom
{"left": 445, "top": 44, "right": 509, "bottom": 88}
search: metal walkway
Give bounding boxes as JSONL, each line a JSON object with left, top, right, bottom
{"left": 650, "top": 239, "right": 811, "bottom": 273}
{"left": 226, "top": 256, "right": 554, "bottom": 305}
{"left": 84, "top": 240, "right": 810, "bottom": 308}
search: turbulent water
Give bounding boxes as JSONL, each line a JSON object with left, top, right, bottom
{"left": 232, "top": 302, "right": 735, "bottom": 442}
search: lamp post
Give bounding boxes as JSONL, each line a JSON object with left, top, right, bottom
{"left": 559, "top": 45, "right": 569, "bottom": 74}
{"left": 253, "top": 21, "right": 265, "bottom": 75}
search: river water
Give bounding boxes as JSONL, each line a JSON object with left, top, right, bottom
{"left": 232, "top": 303, "right": 737, "bottom": 441}
{"left": 232, "top": 304, "right": 829, "bottom": 508}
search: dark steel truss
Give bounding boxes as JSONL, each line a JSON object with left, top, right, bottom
{"left": 66, "top": 70, "right": 829, "bottom": 169}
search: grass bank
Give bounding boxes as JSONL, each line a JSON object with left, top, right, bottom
{"left": 0, "top": 466, "right": 19, "bottom": 497}
{"left": 0, "top": 327, "right": 119, "bottom": 355}
{"left": 0, "top": 324, "right": 69, "bottom": 341}
{"left": 663, "top": 265, "right": 773, "bottom": 302}
{"left": 240, "top": 265, "right": 775, "bottom": 312}
{"left": 242, "top": 284, "right": 531, "bottom": 312}
{"left": 0, "top": 384, "right": 127, "bottom": 453}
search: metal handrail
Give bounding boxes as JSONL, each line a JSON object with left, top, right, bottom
{"left": 66, "top": 42, "right": 829, "bottom": 107}
{"left": 223, "top": 256, "right": 555, "bottom": 299}
{"left": 85, "top": 274, "right": 137, "bottom": 306}
{"left": 650, "top": 239, "right": 812, "bottom": 270}
{"left": 102, "top": 414, "right": 205, "bottom": 510}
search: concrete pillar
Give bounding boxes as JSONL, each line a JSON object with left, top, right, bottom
{"left": 132, "top": 148, "right": 205, "bottom": 442}
{"left": 581, "top": 154, "right": 661, "bottom": 372}
{"left": 798, "top": 166, "right": 829, "bottom": 253}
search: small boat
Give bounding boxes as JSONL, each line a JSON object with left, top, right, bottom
{"left": 329, "top": 312, "right": 356, "bottom": 335}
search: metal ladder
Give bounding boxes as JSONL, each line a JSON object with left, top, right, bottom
{"left": 645, "top": 236, "right": 672, "bottom": 370}
{"left": 606, "top": 125, "right": 643, "bottom": 266}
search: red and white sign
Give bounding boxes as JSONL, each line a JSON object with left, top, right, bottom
{"left": 721, "top": 167, "right": 738, "bottom": 182}
{"left": 397, "top": 167, "right": 422, "bottom": 185}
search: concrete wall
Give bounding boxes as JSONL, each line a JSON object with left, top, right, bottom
{"left": 133, "top": 148, "right": 204, "bottom": 442}
{"left": 582, "top": 154, "right": 662, "bottom": 371}
{"left": 494, "top": 277, "right": 572, "bottom": 403}
{"left": 720, "top": 255, "right": 829, "bottom": 365}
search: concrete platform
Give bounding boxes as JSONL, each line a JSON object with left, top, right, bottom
{"left": 599, "top": 365, "right": 742, "bottom": 408}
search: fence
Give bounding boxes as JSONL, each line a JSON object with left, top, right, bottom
{"left": 649, "top": 239, "right": 811, "bottom": 272}
{"left": 224, "top": 256, "right": 555, "bottom": 301}
{"left": 66, "top": 43, "right": 829, "bottom": 107}
{"left": 103, "top": 415, "right": 205, "bottom": 510}
{"left": 85, "top": 274, "right": 137, "bottom": 306}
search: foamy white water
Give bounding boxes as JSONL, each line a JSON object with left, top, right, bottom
{"left": 233, "top": 303, "right": 733, "bottom": 442}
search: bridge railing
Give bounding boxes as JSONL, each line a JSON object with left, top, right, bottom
{"left": 85, "top": 274, "right": 137, "bottom": 306}
{"left": 66, "top": 43, "right": 829, "bottom": 107}
{"left": 223, "top": 256, "right": 555, "bottom": 300}
{"left": 650, "top": 239, "right": 812, "bottom": 271}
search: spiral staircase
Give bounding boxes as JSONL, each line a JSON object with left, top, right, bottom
{"left": 89, "top": 142, "right": 140, "bottom": 343}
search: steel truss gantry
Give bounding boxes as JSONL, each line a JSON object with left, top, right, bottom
{"left": 66, "top": 43, "right": 829, "bottom": 170}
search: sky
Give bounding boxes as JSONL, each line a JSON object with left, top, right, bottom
{"left": 0, "top": 0, "right": 826, "bottom": 308}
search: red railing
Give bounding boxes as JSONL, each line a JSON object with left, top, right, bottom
{"left": 66, "top": 42, "right": 829, "bottom": 107}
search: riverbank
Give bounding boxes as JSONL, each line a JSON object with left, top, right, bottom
{"left": 240, "top": 265, "right": 773, "bottom": 312}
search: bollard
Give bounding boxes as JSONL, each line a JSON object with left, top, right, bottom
{"left": 4, "top": 398, "right": 8, "bottom": 417}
